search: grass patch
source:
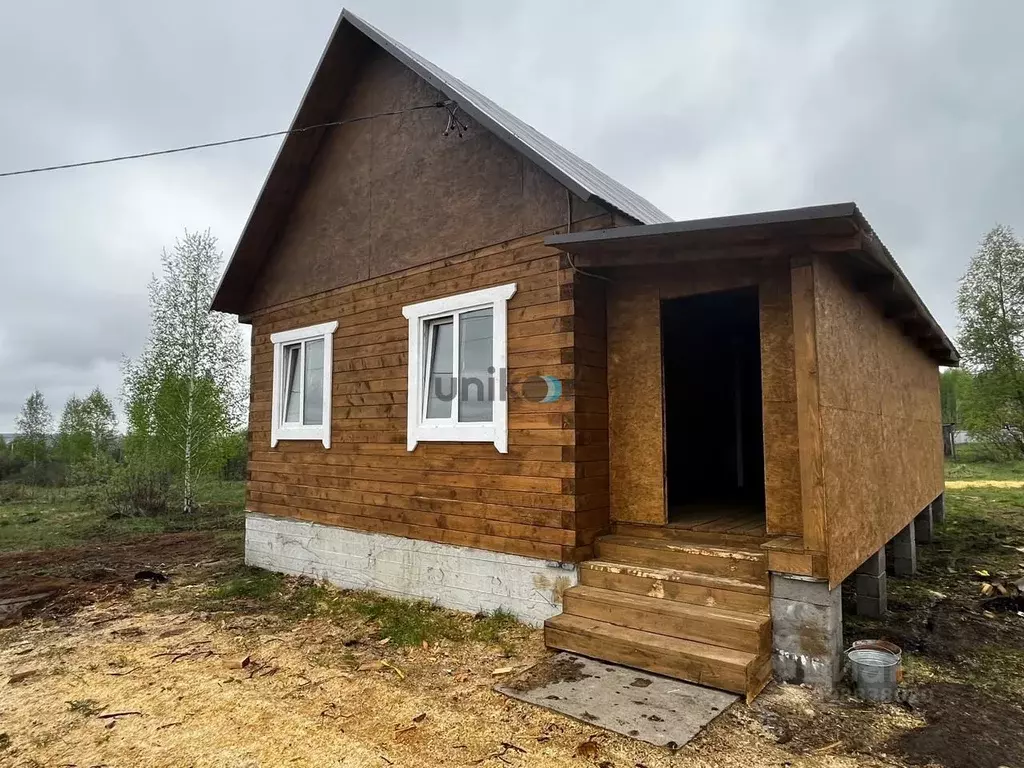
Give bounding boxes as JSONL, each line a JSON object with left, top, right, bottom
{"left": 210, "top": 568, "right": 286, "bottom": 601}
{"left": 200, "top": 566, "right": 527, "bottom": 650}
{"left": 347, "top": 592, "right": 465, "bottom": 646}
{"left": 0, "top": 481, "right": 244, "bottom": 553}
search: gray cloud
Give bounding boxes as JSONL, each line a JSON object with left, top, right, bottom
{"left": 2, "top": 0, "right": 1022, "bottom": 431}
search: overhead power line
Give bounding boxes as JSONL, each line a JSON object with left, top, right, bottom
{"left": 0, "top": 101, "right": 457, "bottom": 179}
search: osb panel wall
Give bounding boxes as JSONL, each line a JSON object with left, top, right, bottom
{"left": 247, "top": 225, "right": 614, "bottom": 565}
{"left": 604, "top": 260, "right": 801, "bottom": 533}
{"left": 245, "top": 47, "right": 603, "bottom": 313}
{"left": 606, "top": 274, "right": 664, "bottom": 524}
{"left": 814, "top": 257, "right": 943, "bottom": 586}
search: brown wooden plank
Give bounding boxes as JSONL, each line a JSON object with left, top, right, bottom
{"left": 544, "top": 614, "right": 752, "bottom": 694}
{"left": 562, "top": 585, "right": 768, "bottom": 653}
{"left": 580, "top": 560, "right": 769, "bottom": 614}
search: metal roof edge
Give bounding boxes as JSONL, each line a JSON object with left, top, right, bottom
{"left": 545, "top": 202, "right": 859, "bottom": 247}
{"left": 543, "top": 201, "right": 959, "bottom": 366}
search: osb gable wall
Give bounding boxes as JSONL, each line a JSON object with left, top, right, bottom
{"left": 603, "top": 259, "right": 802, "bottom": 535}
{"left": 246, "top": 225, "right": 615, "bottom": 565}
{"left": 244, "top": 46, "right": 603, "bottom": 313}
{"left": 813, "top": 257, "right": 943, "bottom": 586}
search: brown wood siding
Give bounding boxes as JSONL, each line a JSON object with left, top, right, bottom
{"left": 571, "top": 273, "right": 611, "bottom": 552}
{"left": 243, "top": 47, "right": 603, "bottom": 314}
{"left": 247, "top": 223, "right": 615, "bottom": 563}
{"left": 603, "top": 260, "right": 802, "bottom": 533}
{"left": 813, "top": 257, "right": 944, "bottom": 586}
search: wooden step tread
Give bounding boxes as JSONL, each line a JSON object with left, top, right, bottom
{"left": 544, "top": 614, "right": 757, "bottom": 695}
{"left": 598, "top": 535, "right": 765, "bottom": 561}
{"left": 563, "top": 585, "right": 771, "bottom": 654}
{"left": 596, "top": 536, "right": 769, "bottom": 581}
{"left": 582, "top": 559, "right": 768, "bottom": 595}
{"left": 565, "top": 585, "right": 769, "bottom": 631}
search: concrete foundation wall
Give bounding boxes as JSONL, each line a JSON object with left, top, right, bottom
{"left": 244, "top": 513, "right": 578, "bottom": 626}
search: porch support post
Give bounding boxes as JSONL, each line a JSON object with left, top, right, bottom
{"left": 914, "top": 504, "right": 934, "bottom": 544}
{"left": 854, "top": 548, "right": 887, "bottom": 617}
{"left": 892, "top": 522, "right": 917, "bottom": 576}
{"left": 770, "top": 574, "right": 843, "bottom": 691}
{"left": 931, "top": 492, "right": 946, "bottom": 526}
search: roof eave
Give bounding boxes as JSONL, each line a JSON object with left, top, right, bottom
{"left": 545, "top": 203, "right": 960, "bottom": 367}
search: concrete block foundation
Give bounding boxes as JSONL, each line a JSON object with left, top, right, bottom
{"left": 770, "top": 574, "right": 843, "bottom": 691}
{"left": 892, "top": 522, "right": 917, "bottom": 576}
{"left": 932, "top": 492, "right": 946, "bottom": 525}
{"left": 914, "top": 504, "right": 934, "bottom": 544}
{"left": 855, "top": 548, "right": 887, "bottom": 617}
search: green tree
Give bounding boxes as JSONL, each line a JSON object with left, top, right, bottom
{"left": 57, "top": 388, "right": 118, "bottom": 480}
{"left": 57, "top": 394, "right": 91, "bottom": 464}
{"left": 956, "top": 224, "right": 1024, "bottom": 454}
{"left": 13, "top": 389, "right": 52, "bottom": 467}
{"left": 123, "top": 230, "right": 246, "bottom": 512}
{"left": 940, "top": 368, "right": 971, "bottom": 425}
{"left": 82, "top": 388, "right": 117, "bottom": 457}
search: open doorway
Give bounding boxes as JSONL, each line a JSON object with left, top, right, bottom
{"left": 661, "top": 287, "right": 765, "bottom": 532}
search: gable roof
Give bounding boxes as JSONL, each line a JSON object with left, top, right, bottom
{"left": 212, "top": 9, "right": 670, "bottom": 314}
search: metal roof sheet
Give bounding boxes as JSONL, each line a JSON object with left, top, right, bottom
{"left": 342, "top": 10, "right": 671, "bottom": 226}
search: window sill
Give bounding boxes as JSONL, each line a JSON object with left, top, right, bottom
{"left": 272, "top": 426, "right": 330, "bottom": 449}
{"left": 409, "top": 423, "right": 506, "bottom": 453}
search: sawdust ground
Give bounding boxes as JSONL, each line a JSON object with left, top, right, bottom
{"left": 0, "top": 584, "right": 928, "bottom": 768}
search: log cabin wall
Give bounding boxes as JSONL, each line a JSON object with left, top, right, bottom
{"left": 812, "top": 257, "right": 944, "bottom": 585}
{"left": 239, "top": 41, "right": 626, "bottom": 565}
{"left": 247, "top": 224, "right": 615, "bottom": 565}
{"left": 603, "top": 259, "right": 803, "bottom": 536}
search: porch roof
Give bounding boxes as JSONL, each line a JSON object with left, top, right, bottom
{"left": 546, "top": 202, "right": 959, "bottom": 366}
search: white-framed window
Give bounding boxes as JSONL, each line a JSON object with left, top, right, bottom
{"left": 402, "top": 283, "right": 517, "bottom": 453}
{"left": 269, "top": 321, "right": 338, "bottom": 448}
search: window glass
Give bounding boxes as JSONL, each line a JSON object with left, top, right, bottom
{"left": 303, "top": 338, "right": 325, "bottom": 426}
{"left": 425, "top": 318, "right": 454, "bottom": 419}
{"left": 458, "top": 308, "right": 494, "bottom": 423}
{"left": 283, "top": 343, "right": 301, "bottom": 423}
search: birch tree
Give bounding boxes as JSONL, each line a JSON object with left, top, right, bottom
{"left": 957, "top": 224, "right": 1024, "bottom": 454}
{"left": 123, "top": 230, "right": 246, "bottom": 512}
{"left": 14, "top": 389, "right": 52, "bottom": 467}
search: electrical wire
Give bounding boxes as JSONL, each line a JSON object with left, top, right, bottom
{"left": 0, "top": 101, "right": 451, "bottom": 179}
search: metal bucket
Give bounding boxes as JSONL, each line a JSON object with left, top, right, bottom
{"left": 850, "top": 640, "right": 903, "bottom": 683}
{"left": 847, "top": 646, "right": 901, "bottom": 702}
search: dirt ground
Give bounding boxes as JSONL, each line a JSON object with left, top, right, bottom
{"left": 3, "top": 474, "right": 1024, "bottom": 768}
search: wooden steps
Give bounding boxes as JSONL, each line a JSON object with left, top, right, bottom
{"left": 544, "top": 528, "right": 774, "bottom": 701}
{"left": 563, "top": 585, "right": 770, "bottom": 653}
{"left": 545, "top": 614, "right": 767, "bottom": 696}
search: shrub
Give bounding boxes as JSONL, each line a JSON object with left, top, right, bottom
{"left": 104, "top": 465, "right": 173, "bottom": 517}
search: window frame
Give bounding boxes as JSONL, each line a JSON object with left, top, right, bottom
{"left": 402, "top": 283, "right": 517, "bottom": 453}
{"left": 269, "top": 320, "right": 338, "bottom": 448}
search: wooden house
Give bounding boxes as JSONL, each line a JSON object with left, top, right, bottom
{"left": 212, "top": 10, "right": 958, "bottom": 700}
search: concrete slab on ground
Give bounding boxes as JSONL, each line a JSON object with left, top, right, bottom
{"left": 496, "top": 652, "right": 738, "bottom": 748}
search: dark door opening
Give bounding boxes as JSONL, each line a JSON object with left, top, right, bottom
{"left": 662, "top": 287, "right": 765, "bottom": 526}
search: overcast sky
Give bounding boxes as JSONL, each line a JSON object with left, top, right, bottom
{"left": 1, "top": 0, "right": 1022, "bottom": 432}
